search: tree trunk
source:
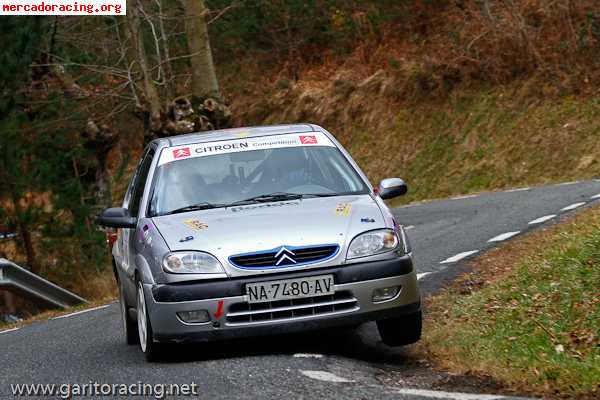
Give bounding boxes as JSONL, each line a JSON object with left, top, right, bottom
{"left": 182, "top": 0, "right": 221, "bottom": 100}
{"left": 10, "top": 193, "right": 39, "bottom": 274}
{"left": 155, "top": 0, "right": 174, "bottom": 103}
{"left": 126, "top": 0, "right": 163, "bottom": 137}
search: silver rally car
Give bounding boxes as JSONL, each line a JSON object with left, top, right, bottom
{"left": 97, "top": 124, "right": 421, "bottom": 361}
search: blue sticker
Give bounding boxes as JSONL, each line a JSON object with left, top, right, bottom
{"left": 179, "top": 235, "right": 194, "bottom": 243}
{"left": 361, "top": 218, "right": 376, "bottom": 223}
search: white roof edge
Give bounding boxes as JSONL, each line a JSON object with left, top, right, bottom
{"left": 167, "top": 124, "right": 317, "bottom": 146}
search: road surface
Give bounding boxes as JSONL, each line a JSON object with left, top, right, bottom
{"left": 2, "top": 180, "right": 599, "bottom": 399}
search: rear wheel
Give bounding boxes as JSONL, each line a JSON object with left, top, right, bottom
{"left": 376, "top": 310, "right": 422, "bottom": 346}
{"left": 136, "top": 280, "right": 162, "bottom": 361}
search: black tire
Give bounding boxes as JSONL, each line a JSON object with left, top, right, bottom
{"left": 136, "top": 280, "right": 163, "bottom": 362}
{"left": 376, "top": 310, "right": 422, "bottom": 346}
{"left": 119, "top": 280, "right": 139, "bottom": 345}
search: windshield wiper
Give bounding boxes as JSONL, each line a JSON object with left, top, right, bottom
{"left": 302, "top": 193, "right": 339, "bottom": 197}
{"left": 167, "top": 202, "right": 226, "bottom": 215}
{"left": 226, "top": 192, "right": 304, "bottom": 207}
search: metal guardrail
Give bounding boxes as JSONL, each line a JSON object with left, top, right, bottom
{"left": 0, "top": 258, "right": 87, "bottom": 309}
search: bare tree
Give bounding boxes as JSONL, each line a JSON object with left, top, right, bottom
{"left": 125, "top": 0, "right": 163, "bottom": 138}
{"left": 182, "top": 0, "right": 221, "bottom": 101}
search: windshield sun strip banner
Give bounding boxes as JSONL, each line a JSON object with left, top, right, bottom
{"left": 158, "top": 132, "right": 335, "bottom": 166}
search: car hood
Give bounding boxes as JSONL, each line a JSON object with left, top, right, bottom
{"left": 152, "top": 195, "right": 387, "bottom": 274}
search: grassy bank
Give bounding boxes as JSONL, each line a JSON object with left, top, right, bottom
{"left": 420, "top": 206, "right": 600, "bottom": 398}
{"left": 349, "top": 88, "right": 600, "bottom": 204}
{"left": 236, "top": 75, "right": 600, "bottom": 205}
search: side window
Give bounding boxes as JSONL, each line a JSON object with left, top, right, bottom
{"left": 129, "top": 148, "right": 156, "bottom": 217}
{"left": 122, "top": 177, "right": 135, "bottom": 209}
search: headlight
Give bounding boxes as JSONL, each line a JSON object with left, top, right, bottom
{"left": 163, "top": 251, "right": 225, "bottom": 274}
{"left": 347, "top": 229, "right": 400, "bottom": 259}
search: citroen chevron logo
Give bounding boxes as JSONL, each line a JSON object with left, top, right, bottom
{"left": 173, "top": 147, "right": 191, "bottom": 159}
{"left": 275, "top": 246, "right": 296, "bottom": 266}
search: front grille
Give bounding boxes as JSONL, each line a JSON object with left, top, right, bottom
{"left": 229, "top": 244, "right": 339, "bottom": 269}
{"left": 226, "top": 291, "right": 358, "bottom": 326}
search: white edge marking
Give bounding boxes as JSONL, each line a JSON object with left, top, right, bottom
{"left": 440, "top": 250, "right": 479, "bottom": 264}
{"left": 528, "top": 214, "right": 556, "bottom": 224}
{"left": 293, "top": 353, "right": 323, "bottom": 359}
{"left": 560, "top": 202, "right": 586, "bottom": 211}
{"left": 300, "top": 370, "right": 354, "bottom": 383}
{"left": 557, "top": 181, "right": 580, "bottom": 186}
{"left": 487, "top": 231, "right": 520, "bottom": 243}
{"left": 0, "top": 327, "right": 20, "bottom": 334}
{"left": 450, "top": 194, "right": 478, "bottom": 200}
{"left": 591, "top": 193, "right": 600, "bottom": 200}
{"left": 417, "top": 272, "right": 432, "bottom": 280}
{"left": 396, "top": 388, "right": 506, "bottom": 400}
{"left": 404, "top": 225, "right": 415, "bottom": 230}
{"left": 504, "top": 187, "right": 530, "bottom": 193}
{"left": 52, "top": 304, "right": 111, "bottom": 320}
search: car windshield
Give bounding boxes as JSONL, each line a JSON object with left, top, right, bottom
{"left": 149, "top": 145, "right": 369, "bottom": 216}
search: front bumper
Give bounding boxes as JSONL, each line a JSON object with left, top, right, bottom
{"left": 144, "top": 256, "right": 421, "bottom": 343}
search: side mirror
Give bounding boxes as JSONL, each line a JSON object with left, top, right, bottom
{"left": 378, "top": 178, "right": 408, "bottom": 200}
{"left": 96, "top": 207, "right": 137, "bottom": 229}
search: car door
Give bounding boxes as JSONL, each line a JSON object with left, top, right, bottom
{"left": 120, "top": 146, "right": 156, "bottom": 292}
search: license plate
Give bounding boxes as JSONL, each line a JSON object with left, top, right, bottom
{"left": 246, "top": 275, "right": 334, "bottom": 304}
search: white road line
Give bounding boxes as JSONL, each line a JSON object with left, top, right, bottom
{"left": 528, "top": 214, "right": 556, "bottom": 224}
{"left": 404, "top": 225, "right": 415, "bottom": 230}
{"left": 451, "top": 194, "right": 478, "bottom": 200}
{"left": 417, "top": 272, "right": 432, "bottom": 280}
{"left": 293, "top": 353, "right": 323, "bottom": 359}
{"left": 395, "top": 388, "right": 506, "bottom": 400}
{"left": 440, "top": 250, "right": 479, "bottom": 264}
{"left": 560, "top": 202, "right": 586, "bottom": 211}
{"left": 487, "top": 231, "right": 520, "bottom": 242}
{"left": 0, "top": 327, "right": 20, "bottom": 335}
{"left": 51, "top": 304, "right": 111, "bottom": 320}
{"left": 299, "top": 370, "right": 354, "bottom": 383}
{"left": 557, "top": 181, "right": 580, "bottom": 186}
{"left": 590, "top": 193, "right": 600, "bottom": 200}
{"left": 504, "top": 187, "right": 530, "bottom": 193}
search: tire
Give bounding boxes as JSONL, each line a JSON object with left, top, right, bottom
{"left": 119, "top": 280, "right": 139, "bottom": 345}
{"left": 136, "top": 280, "right": 162, "bottom": 362}
{"left": 376, "top": 310, "right": 422, "bottom": 346}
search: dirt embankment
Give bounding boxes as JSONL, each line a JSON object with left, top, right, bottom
{"left": 228, "top": 65, "right": 600, "bottom": 203}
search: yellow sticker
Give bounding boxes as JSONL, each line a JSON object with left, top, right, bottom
{"left": 183, "top": 219, "right": 209, "bottom": 230}
{"left": 235, "top": 131, "right": 250, "bottom": 138}
{"left": 335, "top": 203, "right": 351, "bottom": 216}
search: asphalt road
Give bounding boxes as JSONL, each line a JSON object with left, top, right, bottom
{"left": 2, "top": 180, "right": 599, "bottom": 400}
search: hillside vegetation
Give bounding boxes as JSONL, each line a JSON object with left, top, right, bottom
{"left": 220, "top": 0, "right": 600, "bottom": 202}
{"left": 233, "top": 75, "right": 600, "bottom": 203}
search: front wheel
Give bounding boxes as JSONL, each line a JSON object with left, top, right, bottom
{"left": 376, "top": 310, "right": 422, "bottom": 346}
{"left": 136, "top": 280, "right": 162, "bottom": 361}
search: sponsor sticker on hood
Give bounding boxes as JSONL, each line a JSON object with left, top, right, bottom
{"left": 335, "top": 203, "right": 352, "bottom": 216}
{"left": 183, "top": 219, "right": 208, "bottom": 230}
{"left": 158, "top": 132, "right": 335, "bottom": 166}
